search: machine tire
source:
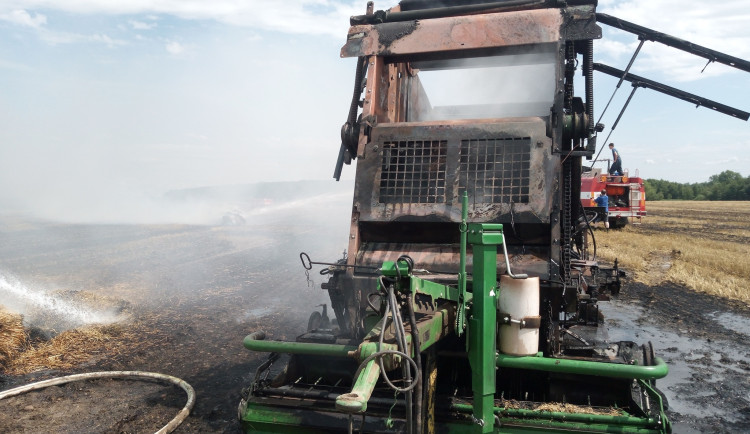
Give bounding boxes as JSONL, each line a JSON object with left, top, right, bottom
{"left": 307, "top": 311, "right": 322, "bottom": 332}
{"left": 423, "top": 348, "right": 437, "bottom": 434}
{"left": 609, "top": 216, "right": 629, "bottom": 229}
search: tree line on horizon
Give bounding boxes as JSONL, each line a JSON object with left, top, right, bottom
{"left": 645, "top": 170, "right": 750, "bottom": 201}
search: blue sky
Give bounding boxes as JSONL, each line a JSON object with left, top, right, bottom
{"left": 0, "top": 0, "right": 748, "bottom": 221}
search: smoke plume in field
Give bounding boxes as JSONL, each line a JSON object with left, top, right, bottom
{"left": 0, "top": 180, "right": 354, "bottom": 332}
{"left": 0, "top": 270, "right": 122, "bottom": 332}
{"left": 162, "top": 180, "right": 353, "bottom": 226}
{"left": 0, "top": 180, "right": 353, "bottom": 226}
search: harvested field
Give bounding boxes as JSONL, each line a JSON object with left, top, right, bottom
{"left": 2, "top": 324, "right": 132, "bottom": 376}
{"left": 1, "top": 199, "right": 749, "bottom": 433}
{"left": 596, "top": 201, "right": 750, "bottom": 304}
{"left": 0, "top": 308, "right": 25, "bottom": 369}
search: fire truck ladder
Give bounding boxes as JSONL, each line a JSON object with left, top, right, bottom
{"left": 629, "top": 182, "right": 642, "bottom": 225}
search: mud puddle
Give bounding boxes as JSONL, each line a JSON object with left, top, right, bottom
{"left": 601, "top": 287, "right": 750, "bottom": 433}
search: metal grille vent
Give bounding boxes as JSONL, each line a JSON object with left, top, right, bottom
{"left": 459, "top": 138, "right": 531, "bottom": 204}
{"left": 379, "top": 140, "right": 447, "bottom": 204}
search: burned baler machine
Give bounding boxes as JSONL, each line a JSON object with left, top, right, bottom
{"left": 240, "top": 1, "right": 670, "bottom": 433}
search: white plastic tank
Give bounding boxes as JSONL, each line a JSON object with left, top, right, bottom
{"left": 497, "top": 275, "right": 540, "bottom": 356}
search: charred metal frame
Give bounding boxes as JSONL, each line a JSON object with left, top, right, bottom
{"left": 234, "top": 2, "right": 737, "bottom": 433}
{"left": 333, "top": 3, "right": 603, "bottom": 339}
{"left": 594, "top": 63, "right": 750, "bottom": 120}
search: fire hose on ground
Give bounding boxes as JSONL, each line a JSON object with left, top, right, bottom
{"left": 0, "top": 370, "right": 196, "bottom": 434}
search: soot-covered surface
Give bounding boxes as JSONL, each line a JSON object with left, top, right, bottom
{"left": 604, "top": 281, "right": 750, "bottom": 433}
{"left": 1, "top": 205, "right": 749, "bottom": 432}
{"left": 0, "top": 196, "right": 348, "bottom": 432}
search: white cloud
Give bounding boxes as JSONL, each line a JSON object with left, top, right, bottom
{"left": 594, "top": 38, "right": 634, "bottom": 63}
{"left": 0, "top": 9, "right": 47, "bottom": 28}
{"left": 706, "top": 156, "right": 740, "bottom": 165}
{"left": 165, "top": 40, "right": 185, "bottom": 54}
{"left": 0, "top": 1, "right": 362, "bottom": 37}
{"left": 0, "top": 58, "right": 33, "bottom": 71}
{"left": 645, "top": 159, "right": 655, "bottom": 165}
{"left": 0, "top": 9, "right": 126, "bottom": 47}
{"left": 90, "top": 33, "right": 126, "bottom": 47}
{"left": 129, "top": 19, "right": 156, "bottom": 30}
{"left": 35, "top": 28, "right": 126, "bottom": 46}
{"left": 245, "top": 33, "right": 262, "bottom": 43}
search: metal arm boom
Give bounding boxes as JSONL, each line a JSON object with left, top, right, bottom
{"left": 596, "top": 13, "right": 750, "bottom": 74}
{"left": 594, "top": 63, "right": 750, "bottom": 121}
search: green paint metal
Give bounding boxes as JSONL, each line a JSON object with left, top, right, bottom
{"left": 466, "top": 220, "right": 503, "bottom": 433}
{"left": 496, "top": 353, "right": 669, "bottom": 380}
{"left": 239, "top": 195, "right": 670, "bottom": 432}
{"left": 447, "top": 404, "right": 665, "bottom": 433}
{"left": 243, "top": 336, "right": 357, "bottom": 357}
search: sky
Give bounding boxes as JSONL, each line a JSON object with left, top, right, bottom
{"left": 0, "top": 0, "right": 748, "bottom": 221}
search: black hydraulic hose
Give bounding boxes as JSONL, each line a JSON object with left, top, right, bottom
{"left": 366, "top": 292, "right": 382, "bottom": 313}
{"left": 374, "top": 278, "right": 418, "bottom": 394}
{"left": 352, "top": 349, "right": 420, "bottom": 394}
{"left": 377, "top": 277, "right": 393, "bottom": 385}
{"left": 364, "top": 275, "right": 422, "bottom": 434}
{"left": 347, "top": 57, "right": 367, "bottom": 129}
{"left": 389, "top": 286, "right": 413, "bottom": 434}
{"left": 406, "top": 295, "right": 423, "bottom": 434}
{"left": 581, "top": 200, "right": 598, "bottom": 261}
{"left": 334, "top": 56, "right": 368, "bottom": 180}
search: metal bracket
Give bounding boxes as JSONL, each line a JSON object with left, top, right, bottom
{"left": 498, "top": 313, "right": 542, "bottom": 329}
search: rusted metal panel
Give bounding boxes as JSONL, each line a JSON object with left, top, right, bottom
{"left": 357, "top": 56, "right": 384, "bottom": 158}
{"left": 356, "top": 242, "right": 551, "bottom": 278}
{"left": 353, "top": 119, "right": 553, "bottom": 225}
{"left": 345, "top": 205, "right": 360, "bottom": 270}
{"left": 341, "top": 9, "right": 563, "bottom": 58}
{"left": 386, "top": 63, "right": 401, "bottom": 122}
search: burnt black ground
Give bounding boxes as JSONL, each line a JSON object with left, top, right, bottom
{"left": 1, "top": 209, "right": 749, "bottom": 433}
{"left": 0, "top": 208, "right": 344, "bottom": 433}
{"left": 616, "top": 281, "right": 750, "bottom": 433}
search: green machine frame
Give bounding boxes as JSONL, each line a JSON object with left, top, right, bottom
{"left": 240, "top": 195, "right": 669, "bottom": 433}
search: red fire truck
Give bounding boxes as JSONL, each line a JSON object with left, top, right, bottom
{"left": 581, "top": 168, "right": 646, "bottom": 228}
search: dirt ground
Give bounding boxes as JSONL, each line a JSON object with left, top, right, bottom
{"left": 0, "top": 209, "right": 340, "bottom": 433}
{"left": 610, "top": 282, "right": 750, "bottom": 433}
{"left": 1, "top": 203, "right": 749, "bottom": 433}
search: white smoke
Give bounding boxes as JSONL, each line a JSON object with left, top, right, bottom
{"left": 0, "top": 270, "right": 121, "bottom": 328}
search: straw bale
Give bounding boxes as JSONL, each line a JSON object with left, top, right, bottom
{"left": 5, "top": 323, "right": 136, "bottom": 375}
{"left": 534, "top": 402, "right": 622, "bottom": 416}
{"left": 0, "top": 308, "right": 27, "bottom": 370}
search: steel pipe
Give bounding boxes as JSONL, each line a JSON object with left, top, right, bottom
{"left": 243, "top": 331, "right": 358, "bottom": 357}
{"left": 497, "top": 353, "right": 668, "bottom": 380}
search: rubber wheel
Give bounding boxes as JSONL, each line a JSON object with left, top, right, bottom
{"left": 307, "top": 311, "right": 322, "bottom": 332}
{"left": 608, "top": 216, "right": 629, "bottom": 229}
{"left": 423, "top": 348, "right": 437, "bottom": 433}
